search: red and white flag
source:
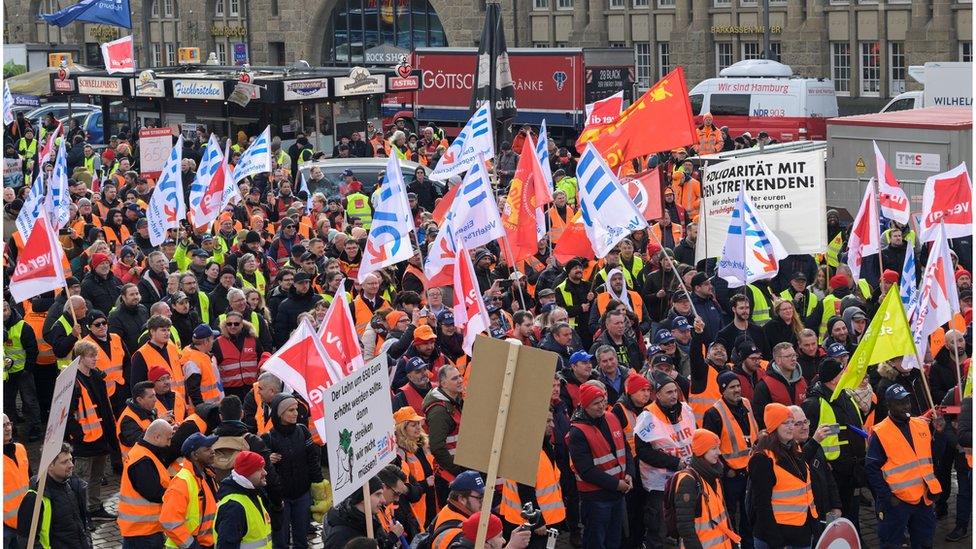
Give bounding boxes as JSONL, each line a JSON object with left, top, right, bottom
{"left": 920, "top": 163, "right": 972, "bottom": 243}
{"left": 584, "top": 91, "right": 624, "bottom": 128}
{"left": 317, "top": 282, "right": 366, "bottom": 377}
{"left": 189, "top": 133, "right": 229, "bottom": 229}
{"left": 620, "top": 169, "right": 663, "bottom": 221}
{"left": 873, "top": 141, "right": 910, "bottom": 225}
{"left": 847, "top": 178, "right": 880, "bottom": 281}
{"left": 904, "top": 222, "right": 960, "bottom": 370}
{"left": 9, "top": 215, "right": 67, "bottom": 303}
{"left": 261, "top": 318, "right": 342, "bottom": 440}
{"left": 100, "top": 35, "right": 135, "bottom": 74}
{"left": 552, "top": 210, "right": 595, "bottom": 263}
{"left": 453, "top": 243, "right": 491, "bottom": 355}
{"left": 90, "top": 174, "right": 101, "bottom": 194}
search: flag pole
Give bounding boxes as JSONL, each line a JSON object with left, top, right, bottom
{"left": 646, "top": 226, "right": 699, "bottom": 318}
{"left": 873, "top": 178, "right": 886, "bottom": 278}
{"left": 501, "top": 235, "right": 529, "bottom": 310}
{"left": 25, "top": 467, "right": 49, "bottom": 549}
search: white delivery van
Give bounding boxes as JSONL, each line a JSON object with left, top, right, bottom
{"left": 688, "top": 59, "right": 839, "bottom": 142}
{"left": 880, "top": 62, "right": 972, "bottom": 112}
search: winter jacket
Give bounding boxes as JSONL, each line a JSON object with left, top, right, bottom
{"left": 137, "top": 268, "right": 167, "bottom": 306}
{"left": 261, "top": 394, "right": 323, "bottom": 500}
{"left": 566, "top": 406, "right": 634, "bottom": 501}
{"left": 589, "top": 332, "right": 643, "bottom": 373}
{"left": 422, "top": 388, "right": 465, "bottom": 478}
{"left": 17, "top": 474, "right": 91, "bottom": 549}
{"left": 273, "top": 287, "right": 323, "bottom": 347}
{"left": 673, "top": 456, "right": 725, "bottom": 549}
{"left": 214, "top": 474, "right": 274, "bottom": 549}
{"left": 538, "top": 332, "right": 577, "bottom": 372}
{"left": 762, "top": 317, "right": 798, "bottom": 349}
{"left": 752, "top": 363, "right": 807, "bottom": 428}
{"left": 80, "top": 270, "right": 123, "bottom": 315}
{"left": 117, "top": 399, "right": 157, "bottom": 451}
{"left": 321, "top": 501, "right": 395, "bottom": 549}
{"left": 801, "top": 382, "right": 866, "bottom": 478}
{"left": 800, "top": 438, "right": 842, "bottom": 519}
{"left": 930, "top": 346, "right": 966, "bottom": 405}
{"left": 108, "top": 301, "right": 150, "bottom": 354}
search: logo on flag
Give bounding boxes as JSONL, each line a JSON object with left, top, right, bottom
{"left": 503, "top": 136, "right": 551, "bottom": 263}
{"left": 584, "top": 91, "right": 624, "bottom": 127}
{"left": 233, "top": 126, "right": 272, "bottom": 183}
{"left": 873, "top": 141, "right": 910, "bottom": 225}
{"left": 448, "top": 157, "right": 505, "bottom": 250}
{"left": 453, "top": 242, "right": 491, "bottom": 355}
{"left": 430, "top": 102, "right": 494, "bottom": 181}
{"left": 3, "top": 82, "right": 14, "bottom": 126}
{"left": 318, "top": 282, "right": 367, "bottom": 378}
{"left": 620, "top": 169, "right": 663, "bottom": 221}
{"left": 920, "top": 163, "right": 972, "bottom": 242}
{"left": 16, "top": 176, "right": 45, "bottom": 241}
{"left": 146, "top": 135, "right": 185, "bottom": 245}
{"left": 41, "top": 0, "right": 133, "bottom": 28}
{"left": 359, "top": 155, "right": 415, "bottom": 282}
{"left": 100, "top": 35, "right": 135, "bottom": 74}
{"left": 576, "top": 143, "right": 648, "bottom": 258}
{"left": 717, "top": 186, "right": 788, "bottom": 288}
{"left": 9, "top": 215, "right": 67, "bottom": 303}
{"left": 847, "top": 179, "right": 880, "bottom": 281}
{"left": 188, "top": 133, "right": 227, "bottom": 228}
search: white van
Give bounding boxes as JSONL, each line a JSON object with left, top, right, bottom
{"left": 688, "top": 59, "right": 839, "bottom": 142}
{"left": 880, "top": 62, "right": 972, "bottom": 112}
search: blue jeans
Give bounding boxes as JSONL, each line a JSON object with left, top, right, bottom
{"left": 722, "top": 473, "right": 753, "bottom": 549}
{"left": 273, "top": 490, "right": 311, "bottom": 549}
{"left": 877, "top": 501, "right": 936, "bottom": 549}
{"left": 753, "top": 539, "right": 809, "bottom": 549}
{"left": 3, "top": 526, "right": 18, "bottom": 549}
{"left": 580, "top": 498, "right": 624, "bottom": 549}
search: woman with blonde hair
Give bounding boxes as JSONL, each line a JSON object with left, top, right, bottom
{"left": 763, "top": 299, "right": 804, "bottom": 348}
{"left": 393, "top": 406, "right": 436, "bottom": 532}
{"left": 244, "top": 287, "right": 271, "bottom": 324}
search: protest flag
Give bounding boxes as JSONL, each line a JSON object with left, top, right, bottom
{"left": 920, "top": 163, "right": 972, "bottom": 242}
{"left": 576, "top": 143, "right": 648, "bottom": 258}
{"left": 873, "top": 141, "right": 910, "bottom": 224}
{"left": 847, "top": 179, "right": 880, "bottom": 281}
{"left": 359, "top": 155, "right": 415, "bottom": 282}
{"left": 8, "top": 215, "right": 68, "bottom": 303}
{"left": 717, "top": 186, "right": 788, "bottom": 288}
{"left": 453, "top": 243, "right": 491, "bottom": 355}
{"left": 502, "top": 137, "right": 550, "bottom": 263}
{"left": 146, "top": 136, "right": 185, "bottom": 246}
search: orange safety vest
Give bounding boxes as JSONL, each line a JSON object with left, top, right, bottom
{"left": 155, "top": 393, "right": 187, "bottom": 425}
{"left": 181, "top": 346, "right": 223, "bottom": 404}
{"left": 674, "top": 470, "right": 741, "bottom": 548}
{"left": 252, "top": 383, "right": 273, "bottom": 436}
{"left": 160, "top": 461, "right": 217, "bottom": 548}
{"left": 568, "top": 413, "right": 627, "bottom": 492}
{"left": 22, "top": 302, "right": 56, "bottom": 366}
{"left": 84, "top": 333, "right": 126, "bottom": 398}
{"left": 500, "top": 450, "right": 565, "bottom": 525}
{"left": 215, "top": 335, "right": 260, "bottom": 389}
{"left": 712, "top": 397, "right": 757, "bottom": 471}
{"left": 398, "top": 448, "right": 431, "bottom": 529}
{"left": 102, "top": 225, "right": 131, "bottom": 254}
{"left": 118, "top": 443, "right": 171, "bottom": 537}
{"left": 431, "top": 506, "right": 467, "bottom": 549}
{"left": 352, "top": 296, "right": 389, "bottom": 336}
{"left": 183, "top": 413, "right": 207, "bottom": 434}
{"left": 766, "top": 449, "right": 818, "bottom": 526}
{"left": 75, "top": 382, "right": 105, "bottom": 442}
{"left": 403, "top": 264, "right": 428, "bottom": 297}
{"left": 3, "top": 443, "right": 28, "bottom": 528}
{"left": 689, "top": 366, "right": 722, "bottom": 426}
{"left": 616, "top": 404, "right": 639, "bottom": 457}
{"left": 873, "top": 417, "right": 942, "bottom": 505}
{"left": 929, "top": 313, "right": 968, "bottom": 358}
{"left": 595, "top": 291, "right": 645, "bottom": 323}
{"left": 134, "top": 341, "right": 186, "bottom": 396}
{"left": 649, "top": 222, "right": 683, "bottom": 248}
{"left": 547, "top": 206, "right": 574, "bottom": 244}
{"left": 117, "top": 405, "right": 153, "bottom": 460}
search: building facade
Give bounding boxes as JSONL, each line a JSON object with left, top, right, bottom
{"left": 6, "top": 0, "right": 971, "bottom": 109}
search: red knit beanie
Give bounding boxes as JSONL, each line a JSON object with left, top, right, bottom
{"left": 829, "top": 274, "right": 848, "bottom": 290}
{"left": 234, "top": 450, "right": 265, "bottom": 477}
{"left": 579, "top": 384, "right": 606, "bottom": 408}
{"left": 462, "top": 512, "right": 503, "bottom": 542}
{"left": 625, "top": 373, "right": 651, "bottom": 395}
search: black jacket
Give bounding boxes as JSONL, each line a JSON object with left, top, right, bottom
{"left": 322, "top": 500, "right": 395, "bottom": 549}
{"left": 80, "top": 270, "right": 122, "bottom": 315}
{"left": 170, "top": 308, "right": 200, "bottom": 347}
{"left": 800, "top": 382, "right": 866, "bottom": 478}
{"left": 5, "top": 310, "right": 38, "bottom": 371}
{"left": 672, "top": 238, "right": 696, "bottom": 267}
{"left": 117, "top": 400, "right": 157, "bottom": 452}
{"left": 67, "top": 367, "right": 117, "bottom": 457}
{"left": 18, "top": 474, "right": 91, "bottom": 549}
{"left": 748, "top": 443, "right": 816, "bottom": 547}
{"left": 214, "top": 475, "right": 274, "bottom": 549}
{"left": 589, "top": 332, "right": 643, "bottom": 373}
{"left": 261, "top": 394, "right": 323, "bottom": 499}
{"left": 273, "top": 287, "right": 322, "bottom": 347}
{"left": 930, "top": 346, "right": 965, "bottom": 405}
{"left": 108, "top": 301, "right": 150, "bottom": 355}
{"left": 800, "top": 438, "right": 842, "bottom": 519}
{"left": 126, "top": 440, "right": 176, "bottom": 504}
{"left": 137, "top": 268, "right": 167, "bottom": 306}
{"left": 44, "top": 313, "right": 83, "bottom": 362}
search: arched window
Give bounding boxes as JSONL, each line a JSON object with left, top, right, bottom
{"left": 150, "top": 0, "right": 159, "bottom": 17}
{"left": 215, "top": 0, "right": 224, "bottom": 15}
{"left": 323, "top": 0, "right": 447, "bottom": 65}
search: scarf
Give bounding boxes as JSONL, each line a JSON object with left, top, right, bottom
{"left": 605, "top": 268, "right": 631, "bottom": 311}
{"left": 231, "top": 470, "right": 255, "bottom": 489}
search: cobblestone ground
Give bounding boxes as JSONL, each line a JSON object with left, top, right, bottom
{"left": 18, "top": 436, "right": 966, "bottom": 548}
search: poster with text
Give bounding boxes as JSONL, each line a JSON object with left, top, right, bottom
{"left": 138, "top": 127, "right": 175, "bottom": 179}
{"left": 696, "top": 149, "right": 827, "bottom": 260}
{"left": 324, "top": 354, "right": 397, "bottom": 504}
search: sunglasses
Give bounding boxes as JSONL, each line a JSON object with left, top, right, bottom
{"left": 91, "top": 321, "right": 108, "bottom": 327}
{"left": 226, "top": 322, "right": 241, "bottom": 327}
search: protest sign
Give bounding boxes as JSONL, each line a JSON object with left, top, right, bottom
{"left": 138, "top": 127, "right": 174, "bottom": 179}
{"left": 454, "top": 336, "right": 558, "bottom": 486}
{"left": 324, "top": 354, "right": 397, "bottom": 504}
{"left": 696, "top": 150, "right": 827, "bottom": 260}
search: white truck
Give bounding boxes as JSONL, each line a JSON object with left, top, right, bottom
{"left": 880, "top": 61, "right": 972, "bottom": 112}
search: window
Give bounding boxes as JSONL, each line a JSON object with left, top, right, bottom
{"left": 152, "top": 43, "right": 161, "bottom": 66}
{"left": 151, "top": 0, "right": 159, "bottom": 16}
{"left": 166, "top": 44, "right": 176, "bottom": 66}
{"left": 689, "top": 94, "right": 703, "bottom": 116}
{"left": 271, "top": 0, "right": 278, "bottom": 15}
{"left": 533, "top": 42, "right": 549, "bottom": 48}
{"left": 534, "top": 0, "right": 548, "bottom": 8}
{"left": 889, "top": 42, "right": 906, "bottom": 94}
{"left": 716, "top": 42, "right": 733, "bottom": 74}
{"left": 657, "top": 0, "right": 674, "bottom": 6}
{"left": 741, "top": 42, "right": 762, "bottom": 60}
{"left": 768, "top": 42, "right": 781, "bottom": 62}
{"left": 860, "top": 41, "right": 880, "bottom": 96}
{"left": 557, "top": 0, "right": 572, "bottom": 9}
{"left": 609, "top": 42, "right": 627, "bottom": 48}
{"left": 961, "top": 41, "right": 973, "bottom": 62}
{"left": 884, "top": 97, "right": 916, "bottom": 112}
{"left": 713, "top": 0, "right": 730, "bottom": 5}
{"left": 831, "top": 42, "right": 851, "bottom": 94}
{"left": 270, "top": 42, "right": 285, "bottom": 65}
{"left": 709, "top": 94, "right": 751, "bottom": 116}
{"left": 215, "top": 0, "right": 224, "bottom": 15}
{"left": 635, "top": 42, "right": 652, "bottom": 89}
{"left": 325, "top": 0, "right": 448, "bottom": 65}
{"left": 739, "top": 0, "right": 756, "bottom": 4}
{"left": 216, "top": 42, "right": 227, "bottom": 64}
{"left": 633, "top": 0, "right": 648, "bottom": 7}
{"left": 163, "top": 0, "right": 173, "bottom": 16}
{"left": 657, "top": 42, "right": 670, "bottom": 78}
{"left": 229, "top": 0, "right": 239, "bottom": 16}
{"left": 609, "top": 0, "right": 625, "bottom": 8}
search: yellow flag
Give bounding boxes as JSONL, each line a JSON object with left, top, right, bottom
{"left": 826, "top": 232, "right": 844, "bottom": 268}
{"left": 831, "top": 284, "right": 917, "bottom": 401}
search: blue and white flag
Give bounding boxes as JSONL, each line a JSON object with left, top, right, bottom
{"left": 429, "top": 102, "right": 494, "bottom": 181}
{"left": 146, "top": 136, "right": 185, "bottom": 246}
{"left": 298, "top": 170, "right": 312, "bottom": 214}
{"left": 16, "top": 175, "right": 45, "bottom": 240}
{"left": 41, "top": 0, "right": 132, "bottom": 28}
{"left": 717, "top": 186, "right": 788, "bottom": 288}
{"left": 44, "top": 139, "right": 71, "bottom": 231}
{"left": 188, "top": 133, "right": 227, "bottom": 228}
{"left": 900, "top": 243, "right": 918, "bottom": 323}
{"left": 576, "top": 143, "right": 648, "bottom": 258}
{"left": 358, "top": 154, "right": 415, "bottom": 283}
{"left": 3, "top": 83, "right": 14, "bottom": 126}
{"left": 232, "top": 126, "right": 272, "bottom": 184}
{"left": 535, "top": 120, "right": 554, "bottom": 189}
{"left": 447, "top": 156, "right": 505, "bottom": 249}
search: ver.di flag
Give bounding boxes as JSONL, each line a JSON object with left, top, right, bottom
{"left": 903, "top": 222, "right": 959, "bottom": 371}
{"left": 831, "top": 282, "right": 916, "bottom": 401}
{"left": 847, "top": 178, "right": 880, "bottom": 282}
{"left": 16, "top": 176, "right": 45, "bottom": 242}
{"left": 100, "top": 35, "right": 135, "bottom": 74}
{"left": 717, "top": 186, "right": 788, "bottom": 288}
{"left": 41, "top": 0, "right": 132, "bottom": 28}
{"left": 920, "top": 163, "right": 972, "bottom": 242}
{"left": 429, "top": 102, "right": 494, "bottom": 181}
{"left": 453, "top": 242, "right": 491, "bottom": 355}
{"left": 318, "top": 281, "right": 366, "bottom": 378}
{"left": 503, "top": 136, "right": 550, "bottom": 263}
{"left": 873, "top": 141, "right": 910, "bottom": 225}
{"left": 188, "top": 133, "right": 228, "bottom": 228}
{"left": 576, "top": 143, "right": 648, "bottom": 258}
{"left": 146, "top": 135, "right": 186, "bottom": 246}
{"left": 9, "top": 215, "right": 67, "bottom": 303}
{"left": 45, "top": 137, "right": 71, "bottom": 231}
{"left": 359, "top": 154, "right": 415, "bottom": 282}
{"left": 232, "top": 126, "right": 272, "bottom": 184}
{"left": 584, "top": 91, "right": 624, "bottom": 127}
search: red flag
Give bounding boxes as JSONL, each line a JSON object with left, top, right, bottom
{"left": 576, "top": 67, "right": 698, "bottom": 171}
{"left": 553, "top": 210, "right": 595, "bottom": 263}
{"left": 317, "top": 282, "right": 366, "bottom": 378}
{"left": 502, "top": 137, "right": 550, "bottom": 263}
{"left": 9, "top": 215, "right": 67, "bottom": 303}
{"left": 91, "top": 174, "right": 101, "bottom": 194}
{"left": 585, "top": 91, "right": 624, "bottom": 127}
{"left": 921, "top": 163, "right": 972, "bottom": 242}
{"left": 620, "top": 169, "right": 663, "bottom": 221}
{"left": 100, "top": 35, "right": 135, "bottom": 74}
{"left": 453, "top": 243, "right": 490, "bottom": 355}
{"left": 873, "top": 141, "right": 910, "bottom": 224}
{"left": 432, "top": 184, "right": 459, "bottom": 224}
{"left": 847, "top": 179, "right": 880, "bottom": 281}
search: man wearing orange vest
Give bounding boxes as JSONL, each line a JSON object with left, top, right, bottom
{"left": 423, "top": 364, "right": 466, "bottom": 504}
{"left": 119, "top": 418, "right": 176, "bottom": 548}
{"left": 866, "top": 384, "right": 944, "bottom": 549}
{"left": 82, "top": 309, "right": 129, "bottom": 419}
{"left": 149, "top": 366, "right": 187, "bottom": 425}
{"left": 351, "top": 273, "right": 391, "bottom": 336}
{"left": 131, "top": 315, "right": 185, "bottom": 388}
{"left": 426, "top": 470, "right": 485, "bottom": 549}
{"left": 67, "top": 339, "right": 119, "bottom": 523}
{"left": 160, "top": 432, "right": 219, "bottom": 549}
{"left": 117, "top": 381, "right": 159, "bottom": 460}
{"left": 3, "top": 414, "right": 29, "bottom": 546}
{"left": 393, "top": 357, "right": 433, "bottom": 413}
{"left": 672, "top": 429, "right": 742, "bottom": 549}
{"left": 702, "top": 370, "right": 757, "bottom": 548}
{"left": 181, "top": 324, "right": 224, "bottom": 408}
{"left": 499, "top": 415, "right": 566, "bottom": 544}
{"left": 244, "top": 371, "right": 281, "bottom": 436}
{"left": 547, "top": 190, "right": 574, "bottom": 244}
{"left": 401, "top": 251, "right": 429, "bottom": 297}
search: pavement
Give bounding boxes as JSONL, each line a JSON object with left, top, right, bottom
{"left": 14, "top": 430, "right": 970, "bottom": 548}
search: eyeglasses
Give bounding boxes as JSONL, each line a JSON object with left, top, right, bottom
{"left": 91, "top": 321, "right": 108, "bottom": 327}
{"left": 226, "top": 322, "right": 241, "bottom": 327}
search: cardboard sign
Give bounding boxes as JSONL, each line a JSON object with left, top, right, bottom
{"left": 39, "top": 359, "right": 79, "bottom": 472}
{"left": 138, "top": 127, "right": 174, "bottom": 178}
{"left": 454, "top": 336, "right": 558, "bottom": 486}
{"left": 324, "top": 354, "right": 397, "bottom": 504}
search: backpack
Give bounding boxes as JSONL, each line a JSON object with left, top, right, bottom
{"left": 409, "top": 518, "right": 463, "bottom": 549}
{"left": 663, "top": 468, "right": 705, "bottom": 539}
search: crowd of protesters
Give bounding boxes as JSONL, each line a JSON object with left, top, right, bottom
{"left": 1, "top": 111, "right": 973, "bottom": 549}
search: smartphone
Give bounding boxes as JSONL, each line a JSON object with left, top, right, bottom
{"left": 498, "top": 279, "right": 514, "bottom": 290}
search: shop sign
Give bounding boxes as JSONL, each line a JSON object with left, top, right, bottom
{"left": 211, "top": 25, "right": 247, "bottom": 37}
{"left": 172, "top": 79, "right": 225, "bottom": 100}
{"left": 178, "top": 47, "right": 201, "bottom": 64}
{"left": 77, "top": 76, "right": 124, "bottom": 96}
{"left": 284, "top": 78, "right": 330, "bottom": 101}
{"left": 133, "top": 70, "right": 165, "bottom": 97}
{"left": 388, "top": 59, "right": 419, "bottom": 91}
{"left": 334, "top": 66, "right": 386, "bottom": 97}
{"left": 85, "top": 24, "right": 120, "bottom": 43}
{"left": 711, "top": 25, "right": 782, "bottom": 35}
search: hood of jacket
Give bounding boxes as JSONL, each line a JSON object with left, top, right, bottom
{"left": 769, "top": 360, "right": 803, "bottom": 385}
{"left": 325, "top": 501, "right": 368, "bottom": 534}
